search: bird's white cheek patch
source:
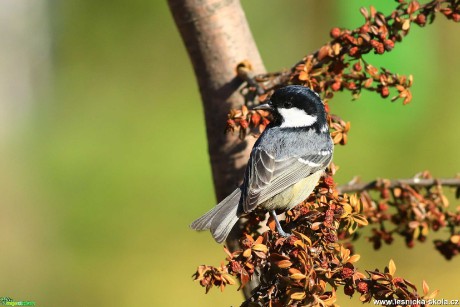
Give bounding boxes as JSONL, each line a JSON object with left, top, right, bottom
{"left": 279, "top": 107, "right": 317, "bottom": 128}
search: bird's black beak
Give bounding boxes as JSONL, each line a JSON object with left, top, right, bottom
{"left": 252, "top": 101, "right": 273, "bottom": 111}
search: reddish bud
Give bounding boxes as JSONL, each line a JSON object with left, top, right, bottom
{"left": 441, "top": 8, "right": 453, "bottom": 16}
{"left": 331, "top": 81, "right": 342, "bottom": 91}
{"left": 357, "top": 281, "right": 369, "bottom": 294}
{"left": 453, "top": 13, "right": 460, "bottom": 22}
{"left": 341, "top": 267, "right": 354, "bottom": 279}
{"left": 349, "top": 47, "right": 359, "bottom": 57}
{"left": 347, "top": 82, "right": 357, "bottom": 90}
{"left": 373, "top": 237, "right": 382, "bottom": 250}
{"left": 380, "top": 188, "right": 390, "bottom": 199}
{"left": 378, "top": 202, "right": 389, "bottom": 211}
{"left": 384, "top": 39, "right": 395, "bottom": 51}
{"left": 324, "top": 176, "right": 334, "bottom": 187}
{"left": 344, "top": 284, "right": 355, "bottom": 296}
{"left": 375, "top": 42, "right": 385, "bottom": 54}
{"left": 251, "top": 112, "right": 261, "bottom": 126}
{"left": 393, "top": 277, "right": 404, "bottom": 286}
{"left": 240, "top": 119, "right": 249, "bottom": 129}
{"left": 370, "top": 40, "right": 379, "bottom": 48}
{"left": 330, "top": 27, "right": 341, "bottom": 38}
{"left": 353, "top": 63, "right": 362, "bottom": 71}
{"left": 381, "top": 86, "right": 390, "bottom": 98}
{"left": 383, "top": 234, "right": 394, "bottom": 244}
{"left": 334, "top": 206, "right": 344, "bottom": 216}
{"left": 324, "top": 233, "right": 338, "bottom": 243}
{"left": 326, "top": 209, "right": 334, "bottom": 217}
{"left": 288, "top": 235, "right": 298, "bottom": 245}
{"left": 230, "top": 260, "right": 242, "bottom": 273}
{"left": 343, "top": 34, "right": 355, "bottom": 44}
{"left": 359, "top": 24, "right": 370, "bottom": 34}
{"left": 415, "top": 14, "right": 426, "bottom": 26}
{"left": 406, "top": 238, "right": 415, "bottom": 248}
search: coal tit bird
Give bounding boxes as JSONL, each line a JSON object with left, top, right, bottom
{"left": 191, "top": 85, "right": 334, "bottom": 243}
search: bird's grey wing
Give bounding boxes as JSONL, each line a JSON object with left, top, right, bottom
{"left": 242, "top": 149, "right": 333, "bottom": 213}
{"left": 241, "top": 148, "right": 276, "bottom": 213}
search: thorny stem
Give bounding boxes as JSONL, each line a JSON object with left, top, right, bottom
{"left": 337, "top": 177, "right": 460, "bottom": 194}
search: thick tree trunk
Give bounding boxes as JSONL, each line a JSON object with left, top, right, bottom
{"left": 168, "top": 0, "right": 265, "bottom": 201}
{"left": 168, "top": 0, "right": 266, "bottom": 298}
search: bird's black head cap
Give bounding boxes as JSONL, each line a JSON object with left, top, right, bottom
{"left": 268, "top": 85, "right": 327, "bottom": 129}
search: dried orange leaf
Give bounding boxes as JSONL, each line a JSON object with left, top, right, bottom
{"left": 426, "top": 289, "right": 439, "bottom": 300}
{"left": 311, "top": 222, "right": 322, "bottom": 231}
{"left": 290, "top": 273, "right": 307, "bottom": 280}
{"left": 290, "top": 291, "right": 306, "bottom": 300}
{"left": 288, "top": 268, "right": 302, "bottom": 275}
{"left": 332, "top": 133, "right": 343, "bottom": 144}
{"left": 242, "top": 105, "right": 248, "bottom": 116}
{"left": 243, "top": 248, "right": 252, "bottom": 258}
{"left": 294, "top": 240, "right": 307, "bottom": 249}
{"left": 348, "top": 254, "right": 361, "bottom": 264}
{"left": 222, "top": 273, "right": 236, "bottom": 285}
{"left": 389, "top": 259, "right": 396, "bottom": 276}
{"left": 292, "top": 230, "right": 312, "bottom": 246}
{"left": 352, "top": 214, "right": 368, "bottom": 226}
{"left": 422, "top": 280, "right": 429, "bottom": 296}
{"left": 252, "top": 244, "right": 268, "bottom": 253}
{"left": 402, "top": 19, "right": 411, "bottom": 30}
{"left": 269, "top": 253, "right": 289, "bottom": 261}
{"left": 450, "top": 235, "right": 460, "bottom": 244}
{"left": 408, "top": 0, "right": 420, "bottom": 14}
{"left": 441, "top": 194, "right": 449, "bottom": 207}
{"left": 342, "top": 204, "right": 352, "bottom": 215}
{"left": 277, "top": 260, "right": 293, "bottom": 269}
{"left": 299, "top": 71, "right": 309, "bottom": 81}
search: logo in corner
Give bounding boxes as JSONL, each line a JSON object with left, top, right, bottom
{"left": 0, "top": 297, "right": 35, "bottom": 306}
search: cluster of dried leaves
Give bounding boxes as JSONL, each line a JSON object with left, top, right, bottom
{"left": 194, "top": 1, "right": 460, "bottom": 306}
{"left": 193, "top": 174, "right": 440, "bottom": 306}
{"left": 343, "top": 172, "right": 460, "bottom": 260}
{"left": 229, "top": 0, "right": 459, "bottom": 138}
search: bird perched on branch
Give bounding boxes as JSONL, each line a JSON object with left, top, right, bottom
{"left": 191, "top": 85, "right": 333, "bottom": 243}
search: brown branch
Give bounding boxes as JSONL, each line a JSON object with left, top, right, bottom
{"left": 337, "top": 177, "right": 460, "bottom": 194}
{"left": 168, "top": 0, "right": 266, "bottom": 298}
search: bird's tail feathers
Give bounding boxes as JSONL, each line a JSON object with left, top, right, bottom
{"left": 190, "top": 188, "right": 241, "bottom": 243}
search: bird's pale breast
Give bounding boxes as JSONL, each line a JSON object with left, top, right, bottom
{"left": 259, "top": 171, "right": 322, "bottom": 211}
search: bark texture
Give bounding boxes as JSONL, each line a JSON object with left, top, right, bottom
{"left": 168, "top": 0, "right": 266, "bottom": 298}
{"left": 168, "top": 0, "right": 265, "bottom": 201}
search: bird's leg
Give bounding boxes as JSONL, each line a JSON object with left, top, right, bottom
{"left": 270, "top": 210, "right": 290, "bottom": 237}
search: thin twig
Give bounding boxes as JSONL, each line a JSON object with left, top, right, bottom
{"left": 237, "top": 62, "right": 265, "bottom": 95}
{"left": 337, "top": 177, "right": 460, "bottom": 194}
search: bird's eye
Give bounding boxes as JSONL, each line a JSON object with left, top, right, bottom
{"left": 283, "top": 102, "right": 293, "bottom": 108}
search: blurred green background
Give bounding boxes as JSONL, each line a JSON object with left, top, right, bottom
{"left": 0, "top": 0, "right": 459, "bottom": 306}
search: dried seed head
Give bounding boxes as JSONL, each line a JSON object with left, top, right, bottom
{"left": 415, "top": 13, "right": 427, "bottom": 26}
{"left": 353, "top": 62, "right": 362, "bottom": 72}
{"left": 384, "top": 39, "right": 395, "bottom": 51}
{"left": 330, "top": 27, "right": 341, "bottom": 38}
{"left": 381, "top": 86, "right": 390, "bottom": 98}
{"left": 331, "top": 81, "right": 342, "bottom": 91}
{"left": 357, "top": 281, "right": 369, "bottom": 294}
